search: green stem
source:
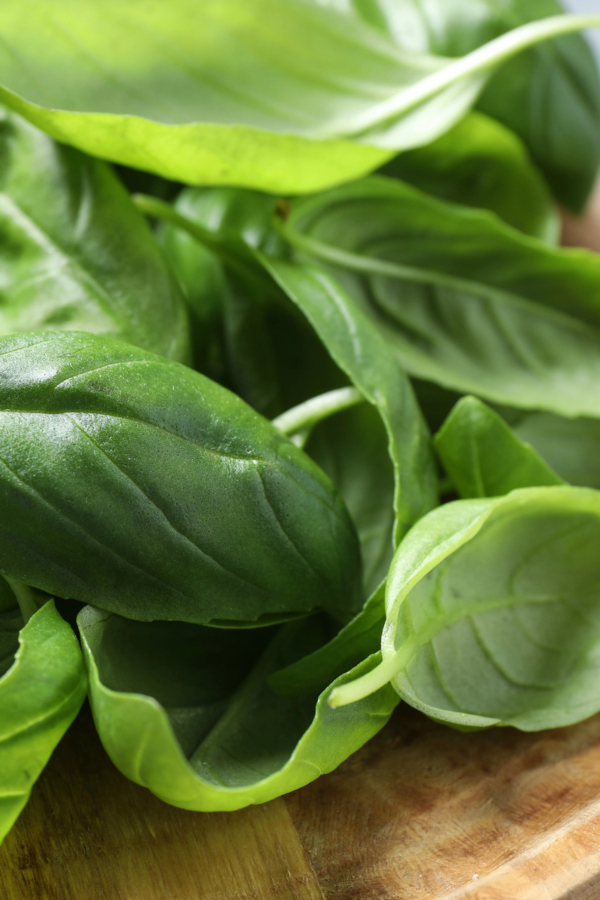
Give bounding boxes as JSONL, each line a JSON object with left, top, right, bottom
{"left": 3, "top": 577, "right": 40, "bottom": 624}
{"left": 272, "top": 387, "right": 365, "bottom": 441}
{"left": 134, "top": 193, "right": 284, "bottom": 304}
{"left": 133, "top": 194, "right": 219, "bottom": 249}
{"left": 329, "top": 589, "right": 559, "bottom": 707}
{"left": 335, "top": 14, "right": 600, "bottom": 137}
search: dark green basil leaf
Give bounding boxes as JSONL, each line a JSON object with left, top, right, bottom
{"left": 0, "top": 111, "right": 190, "bottom": 362}
{"left": 380, "top": 112, "right": 559, "bottom": 242}
{"left": 159, "top": 188, "right": 288, "bottom": 381}
{"left": 435, "top": 396, "right": 564, "bottom": 497}
{"left": 0, "top": 331, "right": 361, "bottom": 626}
{"left": 332, "top": 487, "right": 600, "bottom": 733}
{"left": 0, "top": 599, "right": 87, "bottom": 844}
{"left": 285, "top": 176, "right": 600, "bottom": 418}
{"left": 78, "top": 604, "right": 397, "bottom": 810}
{"left": 269, "top": 581, "right": 386, "bottom": 698}
{"left": 0, "top": 1, "right": 594, "bottom": 192}
{"left": 158, "top": 189, "right": 438, "bottom": 598}
{"left": 264, "top": 259, "right": 438, "bottom": 558}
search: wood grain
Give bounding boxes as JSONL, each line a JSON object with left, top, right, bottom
{"left": 0, "top": 705, "right": 324, "bottom": 900}
{"left": 287, "top": 705, "right": 600, "bottom": 900}
{"left": 5, "top": 702, "right": 600, "bottom": 898}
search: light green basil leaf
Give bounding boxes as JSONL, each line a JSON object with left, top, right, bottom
{"left": 0, "top": 331, "right": 361, "bottom": 626}
{"left": 157, "top": 189, "right": 438, "bottom": 597}
{"left": 380, "top": 112, "right": 559, "bottom": 242}
{"left": 0, "top": 599, "right": 87, "bottom": 844}
{"left": 79, "top": 605, "right": 397, "bottom": 811}
{"left": 285, "top": 176, "right": 600, "bottom": 419}
{"left": 0, "top": 1, "right": 595, "bottom": 192}
{"left": 321, "top": 0, "right": 600, "bottom": 212}
{"left": 435, "top": 396, "right": 564, "bottom": 498}
{"left": 0, "top": 111, "right": 190, "bottom": 362}
{"left": 332, "top": 487, "right": 600, "bottom": 732}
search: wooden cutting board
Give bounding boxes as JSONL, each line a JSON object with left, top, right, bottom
{"left": 3, "top": 701, "right": 600, "bottom": 900}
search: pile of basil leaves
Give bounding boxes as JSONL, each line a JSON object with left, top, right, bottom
{"left": 0, "top": 0, "right": 599, "bottom": 842}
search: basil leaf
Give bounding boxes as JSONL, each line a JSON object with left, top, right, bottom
{"left": 160, "top": 187, "right": 290, "bottom": 385}
{"left": 0, "top": 600, "right": 87, "bottom": 844}
{"left": 435, "top": 396, "right": 564, "bottom": 498}
{"left": 78, "top": 605, "right": 397, "bottom": 810}
{"left": 264, "top": 258, "right": 438, "bottom": 544}
{"left": 269, "top": 581, "right": 386, "bottom": 698}
{"left": 157, "top": 189, "right": 438, "bottom": 597}
{"left": 0, "top": 1, "right": 594, "bottom": 192}
{"left": 0, "top": 331, "right": 362, "bottom": 626}
{"left": 416, "top": 380, "right": 600, "bottom": 491}
{"left": 285, "top": 176, "right": 600, "bottom": 418}
{"left": 380, "top": 112, "right": 559, "bottom": 242}
{"left": 475, "top": 0, "right": 600, "bottom": 212}
{"left": 323, "top": 0, "right": 600, "bottom": 211}
{"left": 333, "top": 486, "right": 600, "bottom": 733}
{"left": 0, "top": 111, "right": 190, "bottom": 362}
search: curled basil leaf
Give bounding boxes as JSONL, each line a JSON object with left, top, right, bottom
{"left": 0, "top": 331, "right": 362, "bottom": 626}
{"left": 0, "top": 111, "right": 190, "bottom": 362}
{"left": 78, "top": 605, "right": 397, "bottom": 810}
{"left": 0, "top": 1, "right": 595, "bottom": 192}
{"left": 0, "top": 597, "right": 87, "bottom": 844}
{"left": 324, "top": 0, "right": 600, "bottom": 211}
{"left": 332, "top": 487, "right": 600, "bottom": 733}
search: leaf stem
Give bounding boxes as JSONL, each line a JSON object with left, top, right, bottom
{"left": 329, "top": 588, "right": 560, "bottom": 707}
{"left": 3, "top": 577, "right": 41, "bottom": 624}
{"left": 329, "top": 654, "right": 405, "bottom": 708}
{"left": 339, "top": 14, "right": 600, "bottom": 137}
{"left": 272, "top": 387, "right": 364, "bottom": 443}
{"left": 133, "top": 194, "right": 220, "bottom": 250}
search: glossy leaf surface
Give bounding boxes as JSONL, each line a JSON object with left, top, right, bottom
{"left": 159, "top": 189, "right": 438, "bottom": 596}
{"left": 0, "top": 112, "right": 190, "bottom": 362}
{"left": 435, "top": 396, "right": 564, "bottom": 498}
{"left": 0, "top": 599, "right": 87, "bottom": 844}
{"left": 285, "top": 176, "right": 600, "bottom": 418}
{"left": 0, "top": 1, "right": 595, "bottom": 192}
{"left": 334, "top": 487, "right": 600, "bottom": 732}
{"left": 79, "top": 605, "right": 398, "bottom": 811}
{"left": 0, "top": 331, "right": 361, "bottom": 625}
